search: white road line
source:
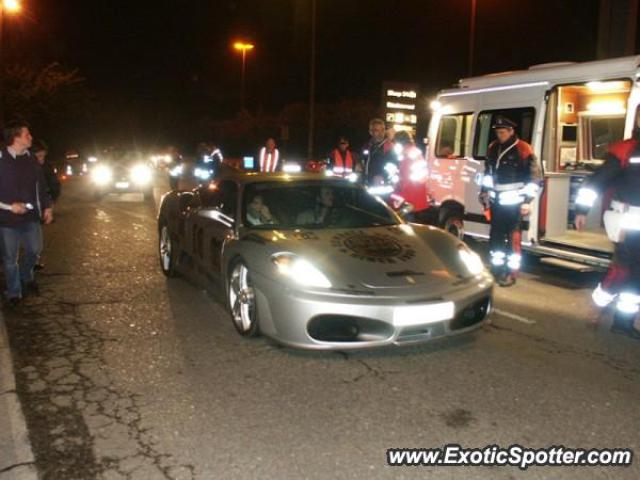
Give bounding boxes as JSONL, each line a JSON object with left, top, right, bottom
{"left": 493, "top": 308, "right": 537, "bottom": 325}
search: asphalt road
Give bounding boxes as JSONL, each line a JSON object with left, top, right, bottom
{"left": 2, "top": 176, "right": 640, "bottom": 480}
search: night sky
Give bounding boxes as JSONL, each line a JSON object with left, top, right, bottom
{"left": 4, "top": 0, "right": 603, "bottom": 147}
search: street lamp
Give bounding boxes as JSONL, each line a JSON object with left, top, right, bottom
{"left": 0, "top": 0, "right": 22, "bottom": 124}
{"left": 233, "top": 41, "right": 254, "bottom": 112}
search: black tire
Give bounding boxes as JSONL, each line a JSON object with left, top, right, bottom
{"left": 93, "top": 190, "right": 104, "bottom": 201}
{"left": 441, "top": 210, "right": 465, "bottom": 240}
{"left": 158, "top": 222, "right": 178, "bottom": 277}
{"left": 227, "top": 260, "right": 260, "bottom": 337}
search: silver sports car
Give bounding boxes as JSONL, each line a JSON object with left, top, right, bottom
{"left": 158, "top": 171, "right": 493, "bottom": 350}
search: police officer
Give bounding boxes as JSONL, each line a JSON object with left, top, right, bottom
{"left": 479, "top": 116, "right": 541, "bottom": 287}
{"left": 194, "top": 142, "right": 223, "bottom": 183}
{"left": 363, "top": 118, "right": 398, "bottom": 186}
{"left": 574, "top": 132, "right": 640, "bottom": 340}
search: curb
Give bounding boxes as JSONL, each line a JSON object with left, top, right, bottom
{"left": 0, "top": 313, "right": 38, "bottom": 480}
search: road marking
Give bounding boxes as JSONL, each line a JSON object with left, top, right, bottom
{"left": 493, "top": 308, "right": 537, "bottom": 325}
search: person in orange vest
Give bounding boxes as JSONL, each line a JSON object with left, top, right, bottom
{"left": 327, "top": 137, "right": 359, "bottom": 178}
{"left": 258, "top": 138, "right": 280, "bottom": 173}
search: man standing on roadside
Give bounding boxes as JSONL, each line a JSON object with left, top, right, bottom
{"left": 362, "top": 118, "right": 397, "bottom": 185}
{"left": 0, "top": 121, "right": 53, "bottom": 306}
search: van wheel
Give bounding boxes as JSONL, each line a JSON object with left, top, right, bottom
{"left": 442, "top": 212, "right": 465, "bottom": 240}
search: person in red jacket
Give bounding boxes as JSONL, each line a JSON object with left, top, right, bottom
{"left": 392, "top": 131, "right": 430, "bottom": 218}
{"left": 574, "top": 132, "right": 640, "bottom": 340}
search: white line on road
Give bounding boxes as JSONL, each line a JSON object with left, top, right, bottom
{"left": 493, "top": 308, "right": 537, "bottom": 325}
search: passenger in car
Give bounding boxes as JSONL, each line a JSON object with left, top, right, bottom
{"left": 296, "top": 187, "right": 339, "bottom": 226}
{"left": 246, "top": 195, "right": 275, "bottom": 226}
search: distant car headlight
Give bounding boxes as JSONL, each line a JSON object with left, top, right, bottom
{"left": 88, "top": 156, "right": 98, "bottom": 163}
{"left": 169, "top": 164, "right": 184, "bottom": 177}
{"left": 459, "top": 247, "right": 485, "bottom": 275}
{"left": 131, "top": 164, "right": 152, "bottom": 185}
{"left": 194, "top": 167, "right": 212, "bottom": 180}
{"left": 91, "top": 165, "right": 113, "bottom": 185}
{"left": 271, "top": 253, "right": 332, "bottom": 289}
{"left": 282, "top": 163, "right": 302, "bottom": 173}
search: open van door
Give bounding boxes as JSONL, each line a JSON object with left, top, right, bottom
{"left": 536, "top": 80, "right": 633, "bottom": 267}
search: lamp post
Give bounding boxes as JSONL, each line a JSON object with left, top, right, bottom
{"left": 307, "top": 0, "right": 317, "bottom": 160}
{"left": 233, "top": 41, "right": 254, "bottom": 112}
{"left": 0, "top": 0, "right": 22, "bottom": 125}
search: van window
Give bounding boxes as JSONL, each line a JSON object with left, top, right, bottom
{"left": 473, "top": 108, "right": 535, "bottom": 159}
{"left": 435, "top": 113, "right": 473, "bottom": 158}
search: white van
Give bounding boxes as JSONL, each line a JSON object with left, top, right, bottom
{"left": 426, "top": 55, "right": 640, "bottom": 270}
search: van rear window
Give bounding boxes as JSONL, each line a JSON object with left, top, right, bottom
{"left": 473, "top": 108, "right": 536, "bottom": 159}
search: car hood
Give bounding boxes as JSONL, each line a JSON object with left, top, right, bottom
{"left": 240, "top": 224, "right": 480, "bottom": 291}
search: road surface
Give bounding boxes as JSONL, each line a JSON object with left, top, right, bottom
{"left": 2, "top": 177, "right": 639, "bottom": 480}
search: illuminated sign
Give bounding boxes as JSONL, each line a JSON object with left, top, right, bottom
{"left": 387, "top": 89, "right": 417, "bottom": 99}
{"left": 383, "top": 82, "right": 420, "bottom": 136}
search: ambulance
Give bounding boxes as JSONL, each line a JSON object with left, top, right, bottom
{"left": 426, "top": 55, "right": 640, "bottom": 269}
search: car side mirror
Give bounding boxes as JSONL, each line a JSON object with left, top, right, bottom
{"left": 197, "top": 207, "right": 235, "bottom": 228}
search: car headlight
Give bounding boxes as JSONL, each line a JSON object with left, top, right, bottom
{"left": 271, "top": 253, "right": 332, "bottom": 288}
{"left": 131, "top": 164, "right": 152, "bottom": 185}
{"left": 282, "top": 163, "right": 302, "bottom": 173}
{"left": 459, "top": 247, "right": 485, "bottom": 275}
{"left": 169, "top": 164, "right": 184, "bottom": 177}
{"left": 194, "top": 167, "right": 212, "bottom": 180}
{"left": 91, "top": 165, "right": 113, "bottom": 185}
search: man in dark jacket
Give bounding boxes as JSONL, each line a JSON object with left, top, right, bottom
{"left": 32, "top": 140, "right": 61, "bottom": 203}
{"left": 479, "top": 116, "right": 542, "bottom": 287}
{"left": 362, "top": 118, "right": 398, "bottom": 185}
{"left": 574, "top": 132, "right": 640, "bottom": 340}
{"left": 0, "top": 121, "right": 53, "bottom": 306}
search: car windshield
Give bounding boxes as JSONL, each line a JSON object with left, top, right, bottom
{"left": 242, "top": 181, "right": 400, "bottom": 230}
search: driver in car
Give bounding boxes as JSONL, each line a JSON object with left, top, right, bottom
{"left": 296, "top": 187, "right": 340, "bottom": 226}
{"left": 246, "top": 195, "right": 275, "bottom": 226}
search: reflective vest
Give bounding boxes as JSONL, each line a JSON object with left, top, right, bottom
{"left": 259, "top": 147, "right": 279, "bottom": 173}
{"left": 331, "top": 149, "right": 354, "bottom": 175}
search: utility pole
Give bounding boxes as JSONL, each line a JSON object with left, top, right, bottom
{"left": 0, "top": 5, "right": 5, "bottom": 126}
{"left": 597, "top": 0, "right": 639, "bottom": 58}
{"left": 307, "top": 0, "right": 317, "bottom": 160}
{"left": 467, "top": 0, "right": 477, "bottom": 76}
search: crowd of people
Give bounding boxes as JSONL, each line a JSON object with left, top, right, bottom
{"left": 0, "top": 121, "right": 60, "bottom": 308}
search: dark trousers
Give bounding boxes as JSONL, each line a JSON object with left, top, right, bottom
{"left": 489, "top": 202, "right": 522, "bottom": 274}
{"left": 0, "top": 222, "right": 43, "bottom": 298}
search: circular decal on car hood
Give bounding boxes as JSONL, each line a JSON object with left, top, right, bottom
{"left": 331, "top": 231, "right": 416, "bottom": 263}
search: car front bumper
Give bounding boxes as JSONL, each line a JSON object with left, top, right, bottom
{"left": 251, "top": 272, "right": 493, "bottom": 350}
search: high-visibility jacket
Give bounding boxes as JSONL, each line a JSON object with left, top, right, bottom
{"left": 259, "top": 147, "right": 280, "bottom": 173}
{"left": 329, "top": 148, "right": 355, "bottom": 175}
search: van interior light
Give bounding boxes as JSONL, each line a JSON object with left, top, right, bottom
{"left": 586, "top": 101, "right": 626, "bottom": 115}
{"left": 586, "top": 81, "right": 628, "bottom": 93}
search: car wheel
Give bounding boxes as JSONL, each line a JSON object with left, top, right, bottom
{"left": 93, "top": 190, "right": 103, "bottom": 201}
{"left": 159, "top": 223, "right": 177, "bottom": 277}
{"left": 228, "top": 262, "right": 259, "bottom": 337}
{"left": 442, "top": 212, "right": 465, "bottom": 240}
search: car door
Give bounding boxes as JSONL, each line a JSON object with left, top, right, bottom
{"left": 192, "top": 181, "right": 238, "bottom": 284}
